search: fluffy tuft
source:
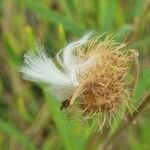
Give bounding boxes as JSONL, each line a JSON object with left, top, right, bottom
{"left": 20, "top": 33, "right": 94, "bottom": 101}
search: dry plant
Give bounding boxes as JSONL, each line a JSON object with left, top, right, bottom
{"left": 67, "top": 35, "right": 139, "bottom": 130}
{"left": 20, "top": 33, "right": 139, "bottom": 130}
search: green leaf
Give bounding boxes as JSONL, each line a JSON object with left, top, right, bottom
{"left": 115, "top": 24, "right": 133, "bottom": 42}
{"left": 22, "top": 0, "right": 84, "bottom": 35}
{"left": 133, "top": 0, "right": 144, "bottom": 18}
{"left": 134, "top": 69, "right": 150, "bottom": 103}
{"left": 42, "top": 136, "right": 56, "bottom": 150}
{"left": 16, "top": 97, "right": 33, "bottom": 123}
{"left": 43, "top": 89, "right": 85, "bottom": 150}
{"left": 114, "top": 0, "right": 125, "bottom": 26}
{"left": 60, "top": 0, "right": 76, "bottom": 18}
{"left": 99, "top": 0, "right": 116, "bottom": 31}
{"left": 3, "top": 35, "right": 19, "bottom": 66}
{"left": 25, "top": 26, "right": 37, "bottom": 48}
{"left": 130, "top": 36, "right": 150, "bottom": 48}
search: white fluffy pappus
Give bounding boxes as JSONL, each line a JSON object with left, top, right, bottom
{"left": 20, "top": 33, "right": 96, "bottom": 101}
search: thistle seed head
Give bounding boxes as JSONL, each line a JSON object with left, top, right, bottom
{"left": 68, "top": 35, "right": 136, "bottom": 128}
{"left": 20, "top": 33, "right": 138, "bottom": 130}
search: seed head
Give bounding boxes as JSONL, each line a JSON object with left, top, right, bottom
{"left": 20, "top": 33, "right": 138, "bottom": 130}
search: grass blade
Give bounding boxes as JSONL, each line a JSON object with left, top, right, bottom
{"left": 43, "top": 89, "right": 85, "bottom": 150}
{"left": 22, "top": 0, "right": 84, "bottom": 34}
{"left": 134, "top": 69, "right": 150, "bottom": 103}
{"left": 0, "top": 119, "right": 36, "bottom": 150}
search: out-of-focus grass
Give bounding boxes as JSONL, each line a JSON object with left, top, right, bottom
{"left": 0, "top": 0, "right": 150, "bottom": 150}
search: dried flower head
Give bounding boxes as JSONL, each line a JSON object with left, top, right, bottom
{"left": 20, "top": 33, "right": 138, "bottom": 130}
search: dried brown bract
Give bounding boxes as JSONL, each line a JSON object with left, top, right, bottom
{"left": 68, "top": 35, "right": 138, "bottom": 129}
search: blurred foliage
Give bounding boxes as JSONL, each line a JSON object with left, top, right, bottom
{"left": 0, "top": 0, "right": 150, "bottom": 150}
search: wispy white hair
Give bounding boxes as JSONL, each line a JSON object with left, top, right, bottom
{"left": 20, "top": 32, "right": 96, "bottom": 101}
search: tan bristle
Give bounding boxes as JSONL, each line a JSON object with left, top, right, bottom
{"left": 69, "top": 35, "right": 135, "bottom": 128}
{"left": 80, "top": 49, "right": 131, "bottom": 113}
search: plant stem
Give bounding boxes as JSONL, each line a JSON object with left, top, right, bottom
{"left": 24, "top": 103, "right": 49, "bottom": 137}
{"left": 100, "top": 92, "right": 150, "bottom": 150}
{"left": 130, "top": 49, "right": 139, "bottom": 97}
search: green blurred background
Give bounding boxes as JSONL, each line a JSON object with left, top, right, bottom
{"left": 0, "top": 0, "right": 150, "bottom": 150}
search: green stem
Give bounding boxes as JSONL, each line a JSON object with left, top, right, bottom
{"left": 100, "top": 92, "right": 150, "bottom": 150}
